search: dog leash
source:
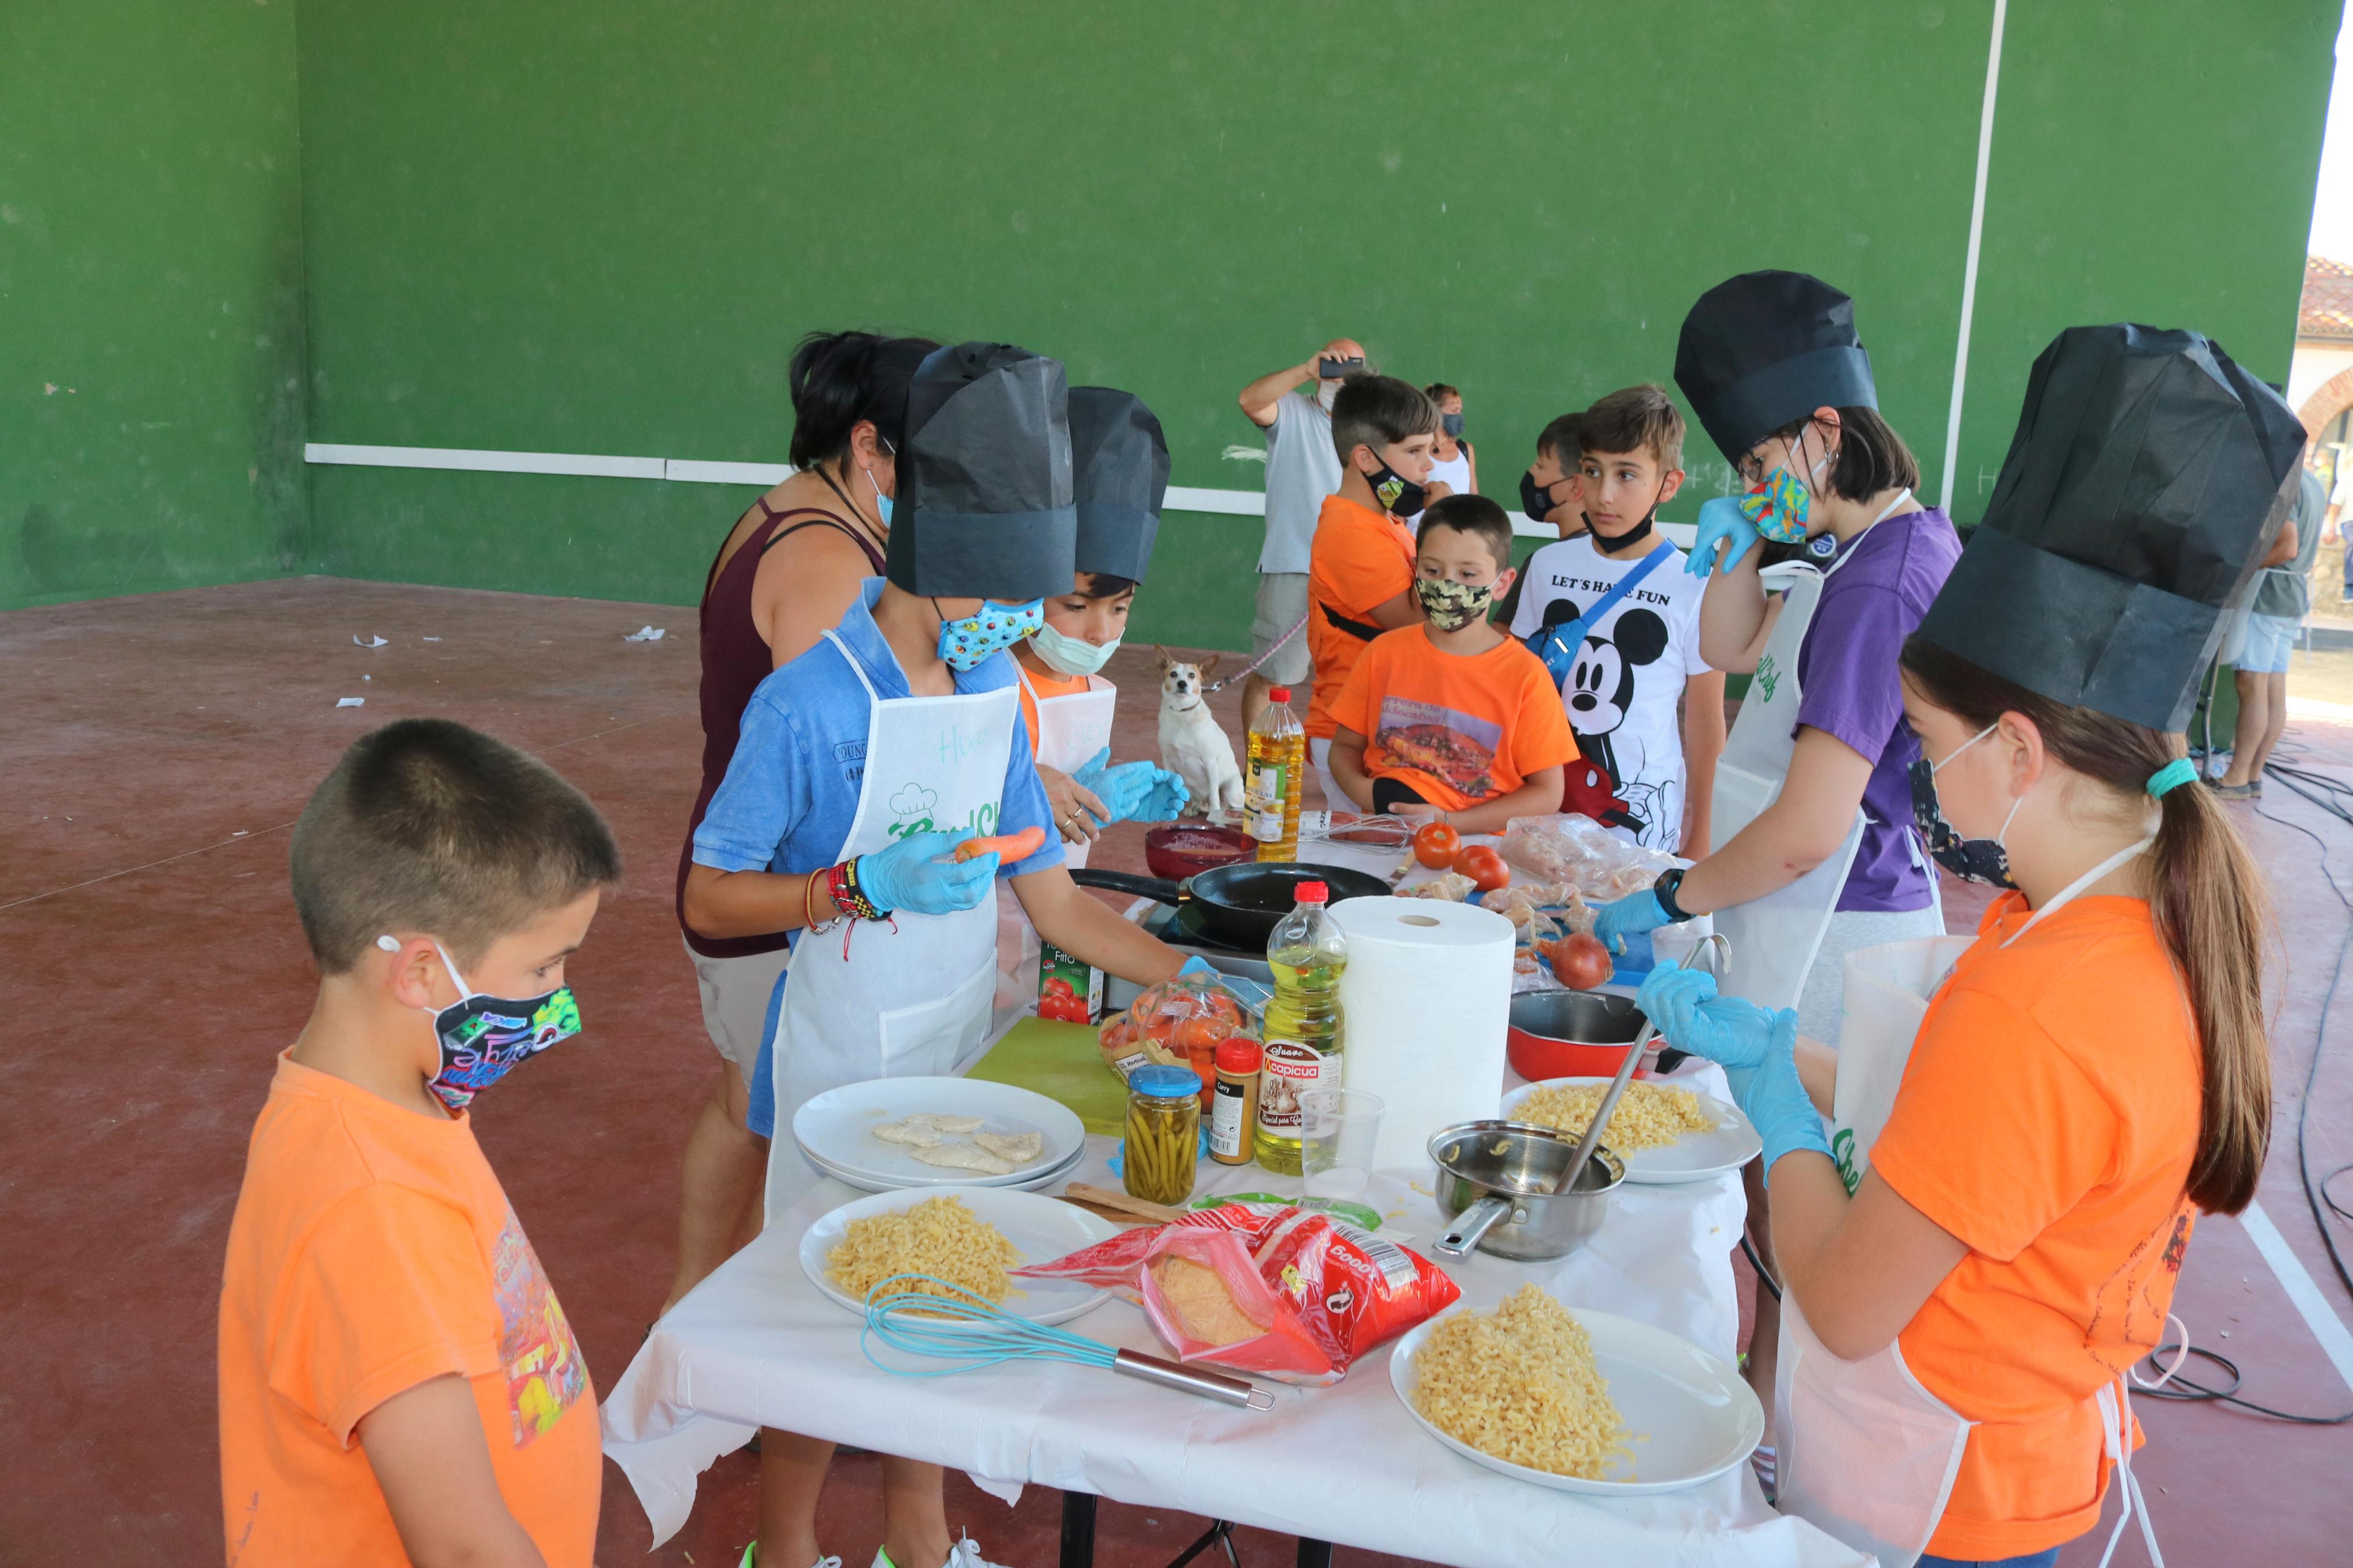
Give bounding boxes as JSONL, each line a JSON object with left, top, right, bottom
{"left": 1203, "top": 611, "right": 1308, "bottom": 694}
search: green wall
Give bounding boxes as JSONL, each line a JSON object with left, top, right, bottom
{"left": 1, "top": 1, "right": 307, "bottom": 610}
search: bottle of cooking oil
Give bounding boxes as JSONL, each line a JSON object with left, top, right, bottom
{"left": 1254, "top": 880, "right": 1348, "bottom": 1174}
{"left": 1246, "top": 685, "right": 1307, "bottom": 862}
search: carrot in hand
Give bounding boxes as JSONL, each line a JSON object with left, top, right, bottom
{"left": 952, "top": 824, "right": 1048, "bottom": 863}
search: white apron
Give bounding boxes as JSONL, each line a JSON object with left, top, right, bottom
{"left": 1777, "top": 837, "right": 2165, "bottom": 1568}
{"left": 1708, "top": 560, "right": 1866, "bottom": 1011}
{"left": 767, "top": 632, "right": 1018, "bottom": 1218}
{"left": 1017, "top": 664, "right": 1117, "bottom": 872}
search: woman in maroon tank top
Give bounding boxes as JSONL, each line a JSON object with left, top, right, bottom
{"left": 666, "top": 330, "right": 938, "bottom": 1314}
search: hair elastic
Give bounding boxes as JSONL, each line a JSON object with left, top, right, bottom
{"left": 2146, "top": 758, "right": 2199, "bottom": 799}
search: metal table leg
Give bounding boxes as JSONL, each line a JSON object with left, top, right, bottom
{"left": 1059, "top": 1489, "right": 1098, "bottom": 1568}
{"left": 1295, "top": 1539, "right": 1333, "bottom": 1568}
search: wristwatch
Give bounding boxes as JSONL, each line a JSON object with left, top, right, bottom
{"left": 1652, "top": 866, "right": 1691, "bottom": 923}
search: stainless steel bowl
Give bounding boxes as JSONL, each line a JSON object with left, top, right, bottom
{"left": 1427, "top": 1119, "right": 1626, "bottom": 1261}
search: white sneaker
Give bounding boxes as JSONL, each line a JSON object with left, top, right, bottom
{"left": 870, "top": 1537, "right": 1010, "bottom": 1568}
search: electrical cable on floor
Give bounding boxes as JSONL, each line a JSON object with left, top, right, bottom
{"left": 1740, "top": 1233, "right": 1783, "bottom": 1302}
{"left": 2159, "top": 724, "right": 2353, "bottom": 1423}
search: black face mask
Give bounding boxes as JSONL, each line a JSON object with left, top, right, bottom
{"left": 1587, "top": 472, "right": 1669, "bottom": 555}
{"left": 1519, "top": 469, "right": 1560, "bottom": 523}
{"left": 1907, "top": 754, "right": 2017, "bottom": 888}
{"left": 1440, "top": 412, "right": 1465, "bottom": 439}
{"left": 1365, "top": 457, "right": 1428, "bottom": 519}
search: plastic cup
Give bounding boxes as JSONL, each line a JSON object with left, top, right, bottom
{"left": 1298, "top": 1087, "right": 1384, "bottom": 1210}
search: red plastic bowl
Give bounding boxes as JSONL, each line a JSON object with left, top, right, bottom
{"left": 1142, "top": 824, "right": 1257, "bottom": 881}
{"left": 1506, "top": 990, "right": 1652, "bottom": 1082}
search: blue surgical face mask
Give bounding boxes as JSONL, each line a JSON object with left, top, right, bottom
{"left": 379, "top": 936, "right": 582, "bottom": 1112}
{"left": 867, "top": 464, "right": 892, "bottom": 527}
{"left": 1030, "top": 620, "right": 1119, "bottom": 677}
{"left": 935, "top": 598, "right": 1045, "bottom": 671}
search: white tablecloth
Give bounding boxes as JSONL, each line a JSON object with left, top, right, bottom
{"left": 600, "top": 1061, "right": 1868, "bottom": 1568}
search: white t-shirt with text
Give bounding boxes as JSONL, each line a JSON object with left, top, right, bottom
{"left": 1508, "top": 534, "right": 1709, "bottom": 851}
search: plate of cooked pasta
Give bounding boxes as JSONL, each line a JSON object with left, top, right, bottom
{"left": 800, "top": 1186, "right": 1120, "bottom": 1327}
{"left": 1500, "top": 1076, "right": 1761, "bottom": 1185}
{"left": 1389, "top": 1285, "right": 1763, "bottom": 1495}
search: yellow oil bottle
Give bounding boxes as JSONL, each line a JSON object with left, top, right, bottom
{"left": 1245, "top": 685, "right": 1306, "bottom": 862}
{"left": 1254, "top": 880, "right": 1348, "bottom": 1174}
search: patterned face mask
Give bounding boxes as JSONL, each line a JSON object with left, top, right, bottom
{"left": 1737, "top": 438, "right": 1829, "bottom": 544}
{"left": 1414, "top": 575, "right": 1495, "bottom": 632}
{"left": 379, "top": 937, "right": 583, "bottom": 1112}
{"left": 934, "top": 598, "right": 1045, "bottom": 671}
{"left": 1907, "top": 722, "right": 2022, "bottom": 888}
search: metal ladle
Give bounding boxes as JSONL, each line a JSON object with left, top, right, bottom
{"left": 1553, "top": 933, "right": 1726, "bottom": 1194}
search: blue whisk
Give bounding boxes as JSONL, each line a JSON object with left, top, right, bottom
{"left": 860, "top": 1274, "right": 1275, "bottom": 1410}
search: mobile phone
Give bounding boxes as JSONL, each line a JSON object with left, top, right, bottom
{"left": 1316, "top": 356, "right": 1367, "bottom": 378}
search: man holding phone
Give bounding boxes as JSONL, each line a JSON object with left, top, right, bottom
{"left": 1237, "top": 339, "right": 1366, "bottom": 733}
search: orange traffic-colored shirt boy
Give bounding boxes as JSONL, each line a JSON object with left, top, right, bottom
{"left": 218, "top": 718, "right": 619, "bottom": 1567}
{"left": 1306, "top": 490, "right": 1417, "bottom": 739}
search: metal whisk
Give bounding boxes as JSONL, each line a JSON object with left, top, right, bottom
{"left": 861, "top": 1274, "right": 1275, "bottom": 1410}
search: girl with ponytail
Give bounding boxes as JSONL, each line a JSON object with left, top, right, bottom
{"left": 1635, "top": 323, "right": 2304, "bottom": 1568}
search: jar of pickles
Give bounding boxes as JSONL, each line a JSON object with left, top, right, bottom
{"left": 1123, "top": 1064, "right": 1202, "bottom": 1206}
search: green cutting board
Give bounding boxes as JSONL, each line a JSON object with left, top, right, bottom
{"left": 967, "top": 1016, "right": 1129, "bottom": 1136}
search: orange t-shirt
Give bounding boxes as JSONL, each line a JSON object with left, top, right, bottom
{"left": 1306, "top": 493, "right": 1417, "bottom": 739}
{"left": 1871, "top": 894, "right": 2200, "bottom": 1561}
{"left": 1327, "top": 625, "right": 1580, "bottom": 811}
{"left": 1015, "top": 660, "right": 1094, "bottom": 759}
{"left": 218, "top": 1053, "right": 599, "bottom": 1567}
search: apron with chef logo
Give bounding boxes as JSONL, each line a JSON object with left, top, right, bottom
{"left": 1708, "top": 561, "right": 1866, "bottom": 1012}
{"left": 767, "top": 632, "right": 1018, "bottom": 1218}
{"left": 1017, "top": 665, "right": 1117, "bottom": 872}
{"left": 1777, "top": 835, "right": 2163, "bottom": 1568}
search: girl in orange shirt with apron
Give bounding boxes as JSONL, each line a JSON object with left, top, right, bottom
{"left": 1641, "top": 323, "right": 2307, "bottom": 1568}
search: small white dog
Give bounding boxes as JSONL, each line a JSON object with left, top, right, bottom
{"left": 1156, "top": 648, "right": 1247, "bottom": 815}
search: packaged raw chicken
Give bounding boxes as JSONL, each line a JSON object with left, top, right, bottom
{"left": 1499, "top": 813, "right": 1681, "bottom": 900}
{"left": 1015, "top": 1200, "right": 1460, "bottom": 1385}
{"left": 1098, "top": 974, "right": 1255, "bottom": 1083}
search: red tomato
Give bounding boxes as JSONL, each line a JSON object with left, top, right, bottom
{"left": 1412, "top": 822, "right": 1463, "bottom": 869}
{"left": 1451, "top": 844, "right": 1509, "bottom": 893}
{"left": 1044, "top": 976, "right": 1076, "bottom": 999}
{"left": 1549, "top": 932, "right": 1615, "bottom": 991}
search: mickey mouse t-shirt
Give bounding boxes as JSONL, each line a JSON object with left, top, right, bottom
{"left": 1508, "top": 534, "right": 1707, "bottom": 851}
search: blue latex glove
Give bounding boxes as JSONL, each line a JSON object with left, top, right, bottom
{"left": 1635, "top": 962, "right": 1778, "bottom": 1070}
{"left": 1081, "top": 758, "right": 1191, "bottom": 824}
{"left": 1713, "top": 1005, "right": 1832, "bottom": 1184}
{"left": 1176, "top": 956, "right": 1222, "bottom": 985}
{"left": 854, "top": 831, "right": 999, "bottom": 917}
{"left": 1685, "top": 494, "right": 1761, "bottom": 578}
{"left": 1593, "top": 887, "right": 1677, "bottom": 954}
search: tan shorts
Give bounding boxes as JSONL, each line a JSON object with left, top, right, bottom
{"left": 1250, "top": 571, "right": 1314, "bottom": 687}
{"left": 685, "top": 934, "right": 792, "bottom": 1086}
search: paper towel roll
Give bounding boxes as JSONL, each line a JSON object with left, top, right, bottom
{"left": 1328, "top": 896, "right": 1516, "bottom": 1171}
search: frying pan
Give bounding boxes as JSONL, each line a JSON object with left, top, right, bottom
{"left": 1072, "top": 861, "right": 1389, "bottom": 947}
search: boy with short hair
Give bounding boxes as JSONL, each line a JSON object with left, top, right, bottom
{"left": 1517, "top": 413, "right": 1589, "bottom": 536}
{"left": 1305, "top": 374, "right": 1442, "bottom": 804}
{"left": 1509, "top": 385, "right": 1726, "bottom": 854}
{"left": 219, "top": 719, "right": 621, "bottom": 1567}
{"left": 1328, "top": 493, "right": 1578, "bottom": 833}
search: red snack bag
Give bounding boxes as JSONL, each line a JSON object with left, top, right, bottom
{"left": 1016, "top": 1201, "right": 1459, "bottom": 1385}
{"left": 1139, "top": 1226, "right": 1331, "bottom": 1382}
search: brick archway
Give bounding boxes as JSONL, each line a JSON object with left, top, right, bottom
{"left": 2300, "top": 363, "right": 2353, "bottom": 439}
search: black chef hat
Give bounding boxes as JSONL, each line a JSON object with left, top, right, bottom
{"left": 1915, "top": 323, "right": 2307, "bottom": 732}
{"left": 1674, "top": 271, "right": 1880, "bottom": 465}
{"left": 885, "top": 342, "right": 1077, "bottom": 601}
{"left": 1069, "top": 386, "right": 1169, "bottom": 585}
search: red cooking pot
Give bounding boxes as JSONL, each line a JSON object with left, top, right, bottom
{"left": 1142, "top": 823, "right": 1257, "bottom": 881}
{"left": 1506, "top": 990, "right": 1652, "bottom": 1082}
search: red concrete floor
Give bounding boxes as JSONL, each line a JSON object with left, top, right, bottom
{"left": 5, "top": 577, "right": 2352, "bottom": 1566}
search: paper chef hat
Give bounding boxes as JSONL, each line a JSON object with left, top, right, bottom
{"left": 1674, "top": 270, "right": 1880, "bottom": 465}
{"left": 884, "top": 342, "right": 1077, "bottom": 601}
{"left": 1068, "top": 386, "right": 1170, "bottom": 585}
{"left": 1915, "top": 323, "right": 2308, "bottom": 732}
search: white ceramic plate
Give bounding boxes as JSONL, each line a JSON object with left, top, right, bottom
{"left": 799, "top": 1184, "right": 1120, "bottom": 1327}
{"left": 802, "top": 1140, "right": 1086, "bottom": 1196}
{"left": 1389, "top": 1302, "right": 1763, "bottom": 1495}
{"left": 1500, "top": 1076, "right": 1762, "bottom": 1185}
{"left": 794, "top": 1076, "right": 1087, "bottom": 1190}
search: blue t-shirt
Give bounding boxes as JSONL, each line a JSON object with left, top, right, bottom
{"left": 692, "top": 578, "right": 1062, "bottom": 1135}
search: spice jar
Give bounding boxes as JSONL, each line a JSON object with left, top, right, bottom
{"left": 1123, "top": 1064, "right": 1202, "bottom": 1206}
{"left": 1209, "top": 1037, "right": 1264, "bottom": 1167}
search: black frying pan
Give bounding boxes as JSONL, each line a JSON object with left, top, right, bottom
{"left": 1073, "top": 861, "right": 1389, "bottom": 947}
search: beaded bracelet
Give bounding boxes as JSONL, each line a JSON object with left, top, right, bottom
{"left": 801, "top": 868, "right": 842, "bottom": 934}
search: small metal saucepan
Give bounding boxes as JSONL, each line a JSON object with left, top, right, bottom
{"left": 1428, "top": 1119, "right": 1626, "bottom": 1262}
